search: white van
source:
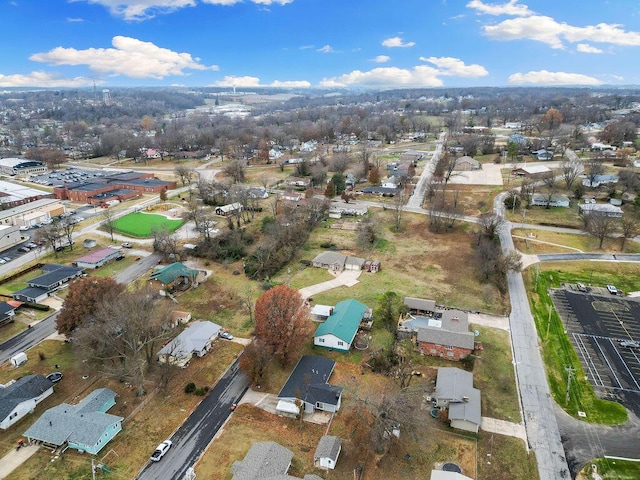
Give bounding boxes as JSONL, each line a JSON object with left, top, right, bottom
{"left": 10, "top": 352, "right": 27, "bottom": 367}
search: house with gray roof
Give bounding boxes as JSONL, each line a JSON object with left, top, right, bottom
{"left": 314, "top": 435, "right": 342, "bottom": 470}
{"left": 0, "top": 375, "right": 54, "bottom": 430}
{"left": 311, "top": 251, "right": 365, "bottom": 272}
{"left": 23, "top": 387, "right": 122, "bottom": 454}
{"left": 12, "top": 264, "right": 84, "bottom": 303}
{"left": 231, "top": 441, "right": 324, "bottom": 480}
{"left": 433, "top": 367, "right": 481, "bottom": 433}
{"left": 277, "top": 356, "right": 342, "bottom": 416}
{"left": 158, "top": 321, "right": 221, "bottom": 367}
{"left": 399, "top": 299, "right": 474, "bottom": 361}
{"left": 453, "top": 156, "right": 480, "bottom": 171}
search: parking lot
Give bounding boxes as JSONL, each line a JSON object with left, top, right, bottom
{"left": 551, "top": 287, "right": 640, "bottom": 413}
{"left": 28, "top": 167, "right": 108, "bottom": 187}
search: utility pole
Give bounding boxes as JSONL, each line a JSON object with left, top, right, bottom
{"left": 565, "top": 366, "right": 576, "bottom": 405}
{"left": 91, "top": 459, "right": 96, "bottom": 480}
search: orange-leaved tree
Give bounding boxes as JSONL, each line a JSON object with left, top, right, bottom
{"left": 254, "top": 285, "right": 312, "bottom": 366}
{"left": 56, "top": 277, "right": 125, "bottom": 335}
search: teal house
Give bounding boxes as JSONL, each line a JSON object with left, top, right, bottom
{"left": 24, "top": 388, "right": 123, "bottom": 455}
{"left": 314, "top": 299, "right": 368, "bottom": 352}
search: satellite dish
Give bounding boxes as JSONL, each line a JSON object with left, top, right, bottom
{"left": 474, "top": 330, "right": 480, "bottom": 337}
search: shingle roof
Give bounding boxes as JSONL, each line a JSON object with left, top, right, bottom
{"left": 278, "top": 356, "right": 342, "bottom": 407}
{"left": 28, "top": 265, "right": 83, "bottom": 289}
{"left": 158, "top": 321, "right": 221, "bottom": 358}
{"left": 75, "top": 388, "right": 116, "bottom": 414}
{"left": 448, "top": 387, "right": 481, "bottom": 426}
{"left": 0, "top": 375, "right": 53, "bottom": 420}
{"left": 12, "top": 286, "right": 49, "bottom": 301}
{"left": 435, "top": 368, "right": 475, "bottom": 403}
{"left": 230, "top": 441, "right": 293, "bottom": 480}
{"left": 23, "top": 388, "right": 122, "bottom": 448}
{"left": 314, "top": 435, "right": 342, "bottom": 461}
{"left": 312, "top": 251, "right": 346, "bottom": 267}
{"left": 0, "top": 301, "right": 16, "bottom": 316}
{"left": 314, "top": 299, "right": 367, "bottom": 346}
{"left": 417, "top": 328, "right": 475, "bottom": 350}
{"left": 149, "top": 262, "right": 200, "bottom": 285}
{"left": 404, "top": 297, "right": 436, "bottom": 312}
{"left": 74, "top": 247, "right": 121, "bottom": 265}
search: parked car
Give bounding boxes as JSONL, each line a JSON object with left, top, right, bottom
{"left": 17, "top": 246, "right": 31, "bottom": 253}
{"left": 2, "top": 257, "right": 11, "bottom": 262}
{"left": 19, "top": 226, "right": 29, "bottom": 231}
{"left": 576, "top": 283, "right": 587, "bottom": 292}
{"left": 150, "top": 440, "right": 172, "bottom": 462}
{"left": 121, "top": 242, "right": 133, "bottom": 249}
{"left": 218, "top": 331, "right": 234, "bottom": 340}
{"left": 46, "top": 372, "right": 63, "bottom": 383}
{"left": 0, "top": 259, "right": 5, "bottom": 264}
{"left": 26, "top": 243, "right": 37, "bottom": 249}
{"left": 606, "top": 284, "right": 618, "bottom": 295}
{"left": 619, "top": 340, "right": 640, "bottom": 348}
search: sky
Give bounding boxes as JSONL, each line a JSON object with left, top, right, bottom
{"left": 1, "top": 0, "right": 640, "bottom": 89}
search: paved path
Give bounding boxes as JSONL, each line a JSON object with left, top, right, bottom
{"left": 406, "top": 131, "right": 446, "bottom": 209}
{"left": 0, "top": 445, "right": 39, "bottom": 479}
{"left": 298, "top": 269, "right": 362, "bottom": 299}
{"left": 481, "top": 417, "right": 527, "bottom": 442}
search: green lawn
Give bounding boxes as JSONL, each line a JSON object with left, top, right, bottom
{"left": 583, "top": 458, "right": 640, "bottom": 479}
{"left": 525, "top": 263, "right": 637, "bottom": 424}
{"left": 112, "top": 212, "right": 182, "bottom": 238}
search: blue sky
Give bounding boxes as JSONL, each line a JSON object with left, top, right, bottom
{"left": 1, "top": 0, "right": 639, "bottom": 88}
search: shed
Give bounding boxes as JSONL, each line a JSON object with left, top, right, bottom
{"left": 314, "top": 435, "right": 342, "bottom": 470}
{"left": 10, "top": 352, "right": 28, "bottom": 367}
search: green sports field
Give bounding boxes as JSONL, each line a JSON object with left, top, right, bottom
{"left": 112, "top": 212, "right": 183, "bottom": 237}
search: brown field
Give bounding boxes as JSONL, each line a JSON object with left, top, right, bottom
{"left": 279, "top": 210, "right": 508, "bottom": 315}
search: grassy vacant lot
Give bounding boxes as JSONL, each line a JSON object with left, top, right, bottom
{"left": 279, "top": 210, "right": 508, "bottom": 315}
{"left": 512, "top": 228, "right": 640, "bottom": 254}
{"left": 524, "top": 262, "right": 640, "bottom": 424}
{"left": 425, "top": 184, "right": 501, "bottom": 216}
{"left": 471, "top": 325, "right": 521, "bottom": 422}
{"left": 1, "top": 338, "right": 243, "bottom": 480}
{"left": 578, "top": 458, "right": 640, "bottom": 480}
{"left": 506, "top": 202, "right": 584, "bottom": 229}
{"left": 112, "top": 212, "right": 182, "bottom": 237}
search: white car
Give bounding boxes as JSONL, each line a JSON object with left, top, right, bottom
{"left": 218, "top": 331, "right": 234, "bottom": 340}
{"left": 606, "top": 285, "right": 618, "bottom": 295}
{"left": 150, "top": 440, "right": 172, "bottom": 462}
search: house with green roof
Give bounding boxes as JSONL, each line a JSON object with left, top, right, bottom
{"left": 149, "top": 262, "right": 205, "bottom": 290}
{"left": 314, "top": 299, "right": 368, "bottom": 352}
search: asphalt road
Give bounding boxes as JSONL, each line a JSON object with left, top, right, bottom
{"left": 114, "top": 252, "right": 161, "bottom": 284}
{"left": 137, "top": 358, "right": 249, "bottom": 480}
{"left": 0, "top": 312, "right": 58, "bottom": 363}
{"left": 405, "top": 131, "right": 446, "bottom": 209}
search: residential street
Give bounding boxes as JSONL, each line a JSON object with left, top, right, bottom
{"left": 0, "top": 312, "right": 58, "bottom": 363}
{"left": 405, "top": 131, "right": 446, "bottom": 209}
{"left": 136, "top": 358, "right": 249, "bottom": 480}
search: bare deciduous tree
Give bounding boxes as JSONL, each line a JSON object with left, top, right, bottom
{"left": 75, "top": 288, "right": 172, "bottom": 396}
{"left": 583, "top": 213, "right": 619, "bottom": 249}
{"left": 560, "top": 158, "right": 582, "bottom": 189}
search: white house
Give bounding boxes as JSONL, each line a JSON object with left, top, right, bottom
{"left": 314, "top": 299, "right": 368, "bottom": 352}
{"left": 530, "top": 193, "right": 570, "bottom": 207}
{"left": 314, "top": 435, "right": 342, "bottom": 470}
{"left": 158, "top": 321, "right": 221, "bottom": 367}
{"left": 579, "top": 203, "right": 623, "bottom": 217}
{"left": 0, "top": 375, "right": 54, "bottom": 430}
{"left": 215, "top": 202, "right": 243, "bottom": 216}
{"left": 381, "top": 176, "right": 401, "bottom": 189}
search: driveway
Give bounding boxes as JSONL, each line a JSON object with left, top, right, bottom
{"left": 0, "top": 445, "right": 39, "bottom": 480}
{"left": 298, "top": 269, "right": 362, "bottom": 299}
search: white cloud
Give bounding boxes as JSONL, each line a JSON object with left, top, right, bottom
{"left": 576, "top": 43, "right": 603, "bottom": 54}
{"left": 372, "top": 55, "right": 390, "bottom": 63}
{"left": 73, "top": 0, "right": 292, "bottom": 21}
{"left": 29, "top": 36, "right": 216, "bottom": 79}
{"left": 483, "top": 15, "right": 640, "bottom": 49}
{"left": 419, "top": 56, "right": 488, "bottom": 77}
{"left": 0, "top": 71, "right": 95, "bottom": 88}
{"left": 213, "top": 75, "right": 309, "bottom": 88}
{"left": 320, "top": 66, "right": 442, "bottom": 88}
{"left": 66, "top": 17, "right": 85, "bottom": 22}
{"left": 508, "top": 70, "right": 602, "bottom": 85}
{"left": 466, "top": 0, "right": 533, "bottom": 16}
{"left": 382, "top": 36, "right": 416, "bottom": 48}
{"left": 317, "top": 45, "right": 333, "bottom": 53}
{"left": 270, "top": 80, "right": 311, "bottom": 88}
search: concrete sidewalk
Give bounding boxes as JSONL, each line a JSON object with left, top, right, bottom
{"left": 0, "top": 445, "right": 39, "bottom": 479}
{"left": 481, "top": 417, "right": 527, "bottom": 442}
{"left": 298, "top": 270, "right": 362, "bottom": 299}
